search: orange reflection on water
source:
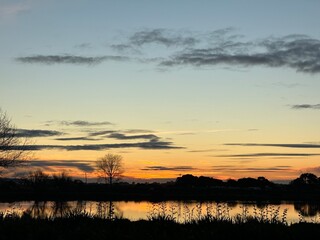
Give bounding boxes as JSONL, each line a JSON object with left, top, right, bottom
{"left": 1, "top": 201, "right": 320, "bottom": 223}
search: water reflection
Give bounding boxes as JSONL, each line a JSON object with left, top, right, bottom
{"left": 25, "top": 201, "right": 49, "bottom": 218}
{"left": 96, "top": 201, "right": 123, "bottom": 220}
{"left": 1, "top": 200, "right": 320, "bottom": 223}
{"left": 294, "top": 202, "right": 320, "bottom": 217}
{"left": 22, "top": 200, "right": 124, "bottom": 219}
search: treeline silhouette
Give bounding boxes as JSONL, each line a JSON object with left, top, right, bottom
{"left": 1, "top": 172, "right": 320, "bottom": 201}
{"left": 175, "top": 174, "right": 275, "bottom": 188}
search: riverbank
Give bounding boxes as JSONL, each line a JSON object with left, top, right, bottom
{"left": 1, "top": 184, "right": 320, "bottom": 202}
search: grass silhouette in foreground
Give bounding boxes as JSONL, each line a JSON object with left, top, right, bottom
{"left": 1, "top": 203, "right": 320, "bottom": 240}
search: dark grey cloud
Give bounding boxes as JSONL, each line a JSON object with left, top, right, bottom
{"left": 16, "top": 29, "right": 320, "bottom": 74}
{"left": 28, "top": 160, "right": 95, "bottom": 172}
{"left": 225, "top": 143, "right": 320, "bottom": 148}
{"left": 87, "top": 129, "right": 157, "bottom": 140}
{"left": 111, "top": 44, "right": 132, "bottom": 51}
{"left": 188, "top": 149, "right": 225, "bottom": 153}
{"left": 129, "top": 29, "right": 198, "bottom": 47}
{"left": 15, "top": 129, "right": 63, "bottom": 138}
{"left": 59, "top": 120, "right": 113, "bottom": 127}
{"left": 54, "top": 137, "right": 98, "bottom": 141}
{"left": 110, "top": 44, "right": 142, "bottom": 55}
{"left": 291, "top": 104, "right": 320, "bottom": 109}
{"left": 217, "top": 153, "right": 320, "bottom": 158}
{"left": 7, "top": 138, "right": 183, "bottom": 151}
{"left": 212, "top": 165, "right": 292, "bottom": 172}
{"left": 161, "top": 34, "right": 320, "bottom": 74}
{"left": 123, "top": 129, "right": 155, "bottom": 134}
{"left": 108, "top": 133, "right": 159, "bottom": 140}
{"left": 16, "top": 55, "right": 129, "bottom": 65}
{"left": 141, "top": 166, "right": 194, "bottom": 171}
{"left": 87, "top": 130, "right": 117, "bottom": 137}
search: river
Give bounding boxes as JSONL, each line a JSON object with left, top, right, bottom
{"left": 1, "top": 201, "right": 320, "bottom": 223}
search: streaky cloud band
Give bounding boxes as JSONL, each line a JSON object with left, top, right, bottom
{"left": 225, "top": 143, "right": 320, "bottom": 148}
{"left": 217, "top": 153, "right": 320, "bottom": 157}
{"left": 291, "top": 104, "right": 320, "bottom": 109}
{"left": 3, "top": 139, "right": 183, "bottom": 151}
{"left": 16, "top": 55, "right": 129, "bottom": 65}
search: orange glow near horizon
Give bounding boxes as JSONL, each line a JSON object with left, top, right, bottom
{"left": 18, "top": 147, "right": 320, "bottom": 183}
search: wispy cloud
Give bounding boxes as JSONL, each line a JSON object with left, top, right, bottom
{"left": 161, "top": 34, "right": 320, "bottom": 73}
{"left": 74, "top": 43, "right": 92, "bottom": 49}
{"left": 111, "top": 29, "right": 198, "bottom": 54}
{"left": 123, "top": 129, "right": 155, "bottom": 134}
{"left": 7, "top": 139, "right": 183, "bottom": 151}
{"left": 141, "top": 166, "right": 194, "bottom": 171}
{"left": 129, "top": 29, "right": 198, "bottom": 47}
{"left": 16, "top": 55, "right": 129, "bottom": 65}
{"left": 0, "top": 2, "right": 30, "bottom": 18}
{"left": 46, "top": 120, "right": 114, "bottom": 127}
{"left": 188, "top": 149, "right": 226, "bottom": 153}
{"left": 87, "top": 130, "right": 117, "bottom": 137}
{"left": 15, "top": 129, "right": 63, "bottom": 138}
{"left": 28, "top": 160, "right": 95, "bottom": 172}
{"left": 291, "top": 104, "right": 320, "bottom": 110}
{"left": 60, "top": 120, "right": 114, "bottom": 127}
{"left": 17, "top": 28, "right": 320, "bottom": 74}
{"left": 54, "top": 137, "right": 98, "bottom": 141}
{"left": 225, "top": 143, "right": 320, "bottom": 149}
{"left": 212, "top": 165, "right": 292, "bottom": 172}
{"left": 86, "top": 129, "right": 160, "bottom": 141}
{"left": 108, "top": 133, "right": 159, "bottom": 141}
{"left": 153, "top": 129, "right": 239, "bottom": 135}
{"left": 216, "top": 153, "right": 320, "bottom": 158}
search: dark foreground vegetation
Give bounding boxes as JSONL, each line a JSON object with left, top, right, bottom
{"left": 1, "top": 172, "right": 320, "bottom": 201}
{"left": 1, "top": 210, "right": 320, "bottom": 240}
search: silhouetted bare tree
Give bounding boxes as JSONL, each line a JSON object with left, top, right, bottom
{"left": 0, "top": 109, "right": 29, "bottom": 172}
{"left": 28, "top": 170, "right": 50, "bottom": 185}
{"left": 96, "top": 153, "right": 124, "bottom": 185}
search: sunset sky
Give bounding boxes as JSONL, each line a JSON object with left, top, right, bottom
{"left": 1, "top": 0, "right": 320, "bottom": 182}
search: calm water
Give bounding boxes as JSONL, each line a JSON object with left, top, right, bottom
{"left": 1, "top": 201, "right": 320, "bottom": 223}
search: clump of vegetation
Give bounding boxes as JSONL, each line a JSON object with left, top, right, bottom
{"left": 147, "top": 202, "right": 290, "bottom": 225}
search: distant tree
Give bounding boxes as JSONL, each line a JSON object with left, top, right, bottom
{"left": 226, "top": 179, "right": 237, "bottom": 187}
{"left": 52, "top": 171, "right": 72, "bottom": 183}
{"left": 198, "top": 176, "right": 223, "bottom": 187}
{"left": 257, "top": 176, "right": 274, "bottom": 188}
{"left": 237, "top": 177, "right": 273, "bottom": 188}
{"left": 52, "top": 171, "right": 73, "bottom": 189}
{"left": 176, "top": 174, "right": 223, "bottom": 187}
{"left": 237, "top": 177, "right": 256, "bottom": 187}
{"left": 96, "top": 153, "right": 124, "bottom": 185}
{"left": 176, "top": 174, "right": 198, "bottom": 186}
{"left": 290, "top": 173, "right": 319, "bottom": 186}
{"left": 0, "top": 109, "right": 29, "bottom": 172}
{"left": 27, "top": 170, "right": 50, "bottom": 185}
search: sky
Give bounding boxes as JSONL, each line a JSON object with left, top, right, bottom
{"left": 1, "top": 0, "right": 320, "bottom": 182}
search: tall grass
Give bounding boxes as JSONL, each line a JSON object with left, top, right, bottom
{"left": 3, "top": 201, "right": 320, "bottom": 225}
{"left": 147, "top": 202, "right": 290, "bottom": 225}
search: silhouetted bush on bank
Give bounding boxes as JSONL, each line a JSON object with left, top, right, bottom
{"left": 1, "top": 173, "right": 320, "bottom": 201}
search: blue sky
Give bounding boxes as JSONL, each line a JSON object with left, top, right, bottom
{"left": 1, "top": 0, "right": 320, "bottom": 181}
